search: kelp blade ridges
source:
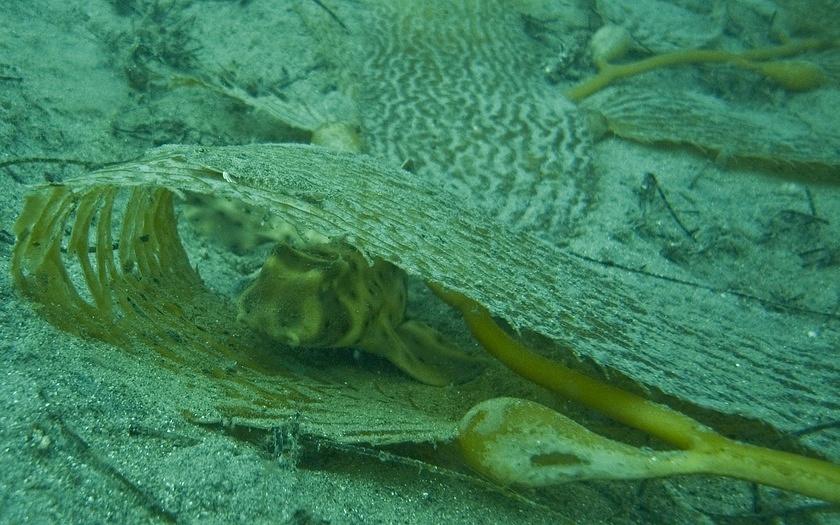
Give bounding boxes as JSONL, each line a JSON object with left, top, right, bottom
{"left": 11, "top": 148, "right": 478, "bottom": 445}
{"left": 10, "top": 144, "right": 839, "bottom": 455}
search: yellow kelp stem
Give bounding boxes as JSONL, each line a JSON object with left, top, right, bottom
{"left": 566, "top": 38, "right": 835, "bottom": 102}
{"left": 430, "top": 284, "right": 840, "bottom": 503}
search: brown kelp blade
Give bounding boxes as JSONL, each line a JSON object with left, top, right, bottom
{"left": 11, "top": 144, "right": 839, "bottom": 458}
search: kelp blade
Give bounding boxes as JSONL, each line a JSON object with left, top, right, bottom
{"left": 11, "top": 144, "right": 839, "bottom": 457}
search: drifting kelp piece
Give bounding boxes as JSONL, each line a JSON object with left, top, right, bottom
{"left": 10, "top": 152, "right": 481, "bottom": 445}
{"left": 185, "top": 75, "right": 363, "bottom": 154}
{"left": 595, "top": 0, "right": 724, "bottom": 53}
{"left": 457, "top": 398, "right": 840, "bottom": 502}
{"left": 567, "top": 38, "right": 834, "bottom": 102}
{"left": 459, "top": 398, "right": 700, "bottom": 486}
{"left": 11, "top": 144, "right": 839, "bottom": 458}
{"left": 583, "top": 87, "right": 840, "bottom": 170}
{"left": 435, "top": 287, "right": 840, "bottom": 502}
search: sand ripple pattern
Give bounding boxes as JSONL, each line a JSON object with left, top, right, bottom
{"left": 355, "top": 0, "right": 595, "bottom": 240}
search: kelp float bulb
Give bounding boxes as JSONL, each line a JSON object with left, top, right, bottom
{"left": 590, "top": 24, "right": 633, "bottom": 69}
{"left": 311, "top": 122, "right": 364, "bottom": 153}
{"left": 751, "top": 60, "right": 827, "bottom": 91}
{"left": 457, "top": 397, "right": 697, "bottom": 486}
{"left": 457, "top": 397, "right": 840, "bottom": 503}
{"left": 435, "top": 284, "right": 840, "bottom": 501}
